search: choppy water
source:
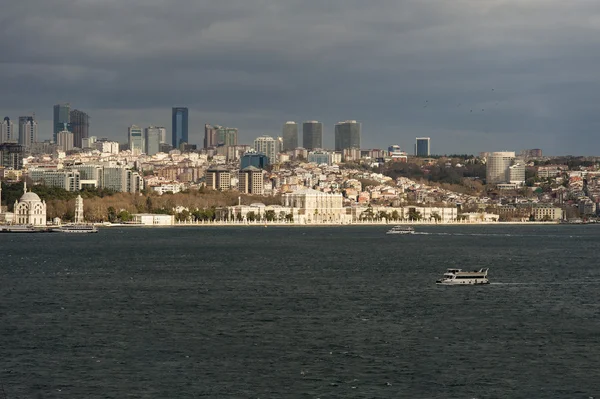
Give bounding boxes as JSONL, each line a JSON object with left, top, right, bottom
{"left": 1, "top": 225, "right": 599, "bottom": 398}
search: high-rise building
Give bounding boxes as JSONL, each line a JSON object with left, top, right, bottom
{"left": 144, "top": 126, "right": 162, "bottom": 156}
{"left": 128, "top": 125, "right": 144, "bottom": 155}
{"left": 53, "top": 103, "right": 71, "bottom": 142}
{"left": 303, "top": 121, "right": 323, "bottom": 150}
{"left": 415, "top": 137, "right": 431, "bottom": 156}
{"left": 205, "top": 166, "right": 232, "bottom": 190}
{"left": 69, "top": 109, "right": 90, "bottom": 148}
{"left": 254, "top": 135, "right": 279, "bottom": 164}
{"left": 282, "top": 121, "right": 298, "bottom": 151}
{"left": 81, "top": 136, "right": 97, "bottom": 148}
{"left": 0, "top": 143, "right": 25, "bottom": 169}
{"left": 1, "top": 117, "right": 15, "bottom": 143}
{"left": 172, "top": 107, "right": 188, "bottom": 148}
{"left": 18, "top": 116, "right": 37, "bottom": 150}
{"left": 204, "top": 124, "right": 238, "bottom": 148}
{"left": 56, "top": 130, "right": 74, "bottom": 152}
{"left": 155, "top": 126, "right": 167, "bottom": 144}
{"left": 486, "top": 152, "right": 516, "bottom": 184}
{"left": 334, "top": 120, "right": 361, "bottom": 151}
{"left": 238, "top": 166, "right": 264, "bottom": 194}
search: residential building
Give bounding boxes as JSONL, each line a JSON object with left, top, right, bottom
{"left": 95, "top": 139, "right": 119, "bottom": 154}
{"left": 308, "top": 150, "right": 335, "bottom": 166}
{"left": 334, "top": 120, "right": 361, "bottom": 151}
{"left": 56, "top": 130, "right": 74, "bottom": 152}
{"left": 303, "top": 121, "right": 323, "bottom": 150}
{"left": 53, "top": 103, "right": 71, "bottom": 142}
{"left": 240, "top": 151, "right": 269, "bottom": 169}
{"left": 1, "top": 117, "right": 15, "bottom": 143}
{"left": 238, "top": 166, "right": 264, "bottom": 194}
{"left": 282, "top": 121, "right": 298, "bottom": 151}
{"left": 69, "top": 109, "right": 89, "bottom": 148}
{"left": 204, "top": 124, "right": 238, "bottom": 148}
{"left": 29, "top": 169, "right": 81, "bottom": 191}
{"left": 81, "top": 136, "right": 97, "bottom": 148}
{"left": 534, "top": 206, "right": 562, "bottom": 221}
{"left": 0, "top": 143, "right": 25, "bottom": 169}
{"left": 103, "top": 167, "right": 143, "bottom": 193}
{"left": 128, "top": 125, "right": 144, "bottom": 155}
{"left": 415, "top": 137, "right": 431, "bottom": 156}
{"left": 172, "top": 107, "right": 188, "bottom": 148}
{"left": 254, "top": 135, "right": 279, "bottom": 164}
{"left": 486, "top": 151, "right": 516, "bottom": 184}
{"left": 144, "top": 126, "right": 162, "bottom": 156}
{"left": 509, "top": 162, "right": 526, "bottom": 186}
{"left": 18, "top": 116, "right": 37, "bottom": 150}
{"left": 205, "top": 166, "right": 232, "bottom": 190}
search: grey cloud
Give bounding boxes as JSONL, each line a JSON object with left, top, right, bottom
{"left": 1, "top": 0, "right": 600, "bottom": 154}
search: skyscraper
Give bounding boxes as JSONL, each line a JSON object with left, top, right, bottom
{"left": 303, "top": 121, "right": 323, "bottom": 150}
{"left": 415, "top": 137, "right": 431, "bottom": 156}
{"left": 282, "top": 121, "right": 298, "bottom": 151}
{"left": 69, "top": 109, "right": 90, "bottom": 148}
{"left": 53, "top": 103, "right": 71, "bottom": 142}
{"left": 18, "top": 116, "right": 37, "bottom": 150}
{"left": 334, "top": 120, "right": 361, "bottom": 151}
{"left": 254, "top": 135, "right": 279, "bottom": 164}
{"left": 1, "top": 117, "right": 15, "bottom": 143}
{"left": 128, "top": 125, "right": 144, "bottom": 155}
{"left": 172, "top": 107, "right": 188, "bottom": 148}
{"left": 0, "top": 143, "right": 25, "bottom": 169}
{"left": 486, "top": 152, "right": 516, "bottom": 184}
{"left": 204, "top": 124, "right": 238, "bottom": 148}
{"left": 144, "top": 126, "right": 161, "bottom": 156}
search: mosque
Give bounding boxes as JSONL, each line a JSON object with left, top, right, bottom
{"left": 0, "top": 182, "right": 47, "bottom": 226}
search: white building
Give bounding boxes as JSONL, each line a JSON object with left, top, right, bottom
{"left": 152, "top": 183, "right": 184, "bottom": 195}
{"left": 13, "top": 183, "right": 47, "bottom": 226}
{"left": 81, "top": 136, "right": 97, "bottom": 148}
{"left": 486, "top": 151, "right": 516, "bottom": 184}
{"left": 29, "top": 169, "right": 81, "bottom": 191}
{"left": 95, "top": 140, "right": 120, "bottom": 154}
{"left": 128, "top": 125, "right": 144, "bottom": 155}
{"left": 132, "top": 213, "right": 175, "bottom": 226}
{"left": 509, "top": 162, "right": 526, "bottom": 186}
{"left": 254, "top": 135, "right": 279, "bottom": 164}
{"left": 282, "top": 188, "right": 347, "bottom": 224}
{"left": 57, "top": 130, "right": 74, "bottom": 152}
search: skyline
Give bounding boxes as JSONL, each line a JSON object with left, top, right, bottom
{"left": 2, "top": 1, "right": 600, "bottom": 155}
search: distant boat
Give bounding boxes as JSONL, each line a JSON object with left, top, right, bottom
{"left": 436, "top": 268, "right": 489, "bottom": 285}
{"left": 386, "top": 226, "right": 415, "bottom": 235}
{"left": 0, "top": 225, "right": 52, "bottom": 233}
{"left": 53, "top": 224, "right": 98, "bottom": 233}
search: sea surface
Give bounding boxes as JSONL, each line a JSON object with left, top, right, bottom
{"left": 1, "top": 225, "right": 599, "bottom": 398}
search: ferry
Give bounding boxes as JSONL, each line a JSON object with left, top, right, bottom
{"left": 436, "top": 268, "right": 489, "bottom": 285}
{"left": 53, "top": 224, "right": 98, "bottom": 233}
{"left": 386, "top": 226, "right": 415, "bottom": 235}
{"left": 0, "top": 225, "right": 54, "bottom": 233}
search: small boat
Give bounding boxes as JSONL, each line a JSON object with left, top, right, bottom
{"left": 53, "top": 224, "right": 98, "bottom": 233}
{"left": 386, "top": 226, "right": 415, "bottom": 235}
{"left": 0, "top": 225, "right": 44, "bottom": 233}
{"left": 436, "top": 268, "right": 489, "bottom": 285}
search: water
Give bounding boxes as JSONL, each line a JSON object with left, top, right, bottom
{"left": 1, "top": 225, "right": 599, "bottom": 398}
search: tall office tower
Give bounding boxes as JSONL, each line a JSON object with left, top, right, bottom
{"left": 128, "top": 125, "right": 145, "bottom": 155}
{"left": 56, "top": 130, "right": 74, "bottom": 152}
{"left": 18, "top": 116, "right": 37, "bottom": 150}
{"left": 415, "top": 137, "right": 431, "bottom": 156}
{"left": 69, "top": 109, "right": 90, "bottom": 148}
{"left": 204, "top": 124, "right": 238, "bottom": 148}
{"left": 144, "top": 126, "right": 161, "bottom": 156}
{"left": 254, "top": 135, "right": 279, "bottom": 164}
{"left": 155, "top": 126, "right": 167, "bottom": 143}
{"left": 302, "top": 121, "right": 323, "bottom": 150}
{"left": 53, "top": 103, "right": 71, "bottom": 142}
{"left": 486, "top": 151, "right": 516, "bottom": 184}
{"left": 282, "top": 121, "right": 298, "bottom": 151}
{"left": 1, "top": 117, "right": 15, "bottom": 143}
{"left": 172, "top": 107, "right": 188, "bottom": 148}
{"left": 334, "top": 120, "right": 361, "bottom": 151}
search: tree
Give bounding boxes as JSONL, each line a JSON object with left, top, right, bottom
{"left": 265, "top": 210, "right": 276, "bottom": 222}
{"left": 117, "top": 210, "right": 132, "bottom": 222}
{"left": 407, "top": 209, "right": 422, "bottom": 221}
{"left": 246, "top": 211, "right": 256, "bottom": 222}
{"left": 107, "top": 207, "right": 117, "bottom": 223}
{"left": 431, "top": 212, "right": 442, "bottom": 223}
{"left": 391, "top": 210, "right": 400, "bottom": 221}
{"left": 285, "top": 213, "right": 294, "bottom": 222}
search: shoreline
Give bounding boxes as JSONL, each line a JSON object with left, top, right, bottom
{"left": 96, "top": 221, "right": 593, "bottom": 228}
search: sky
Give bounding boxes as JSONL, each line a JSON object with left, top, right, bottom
{"left": 1, "top": 0, "right": 600, "bottom": 155}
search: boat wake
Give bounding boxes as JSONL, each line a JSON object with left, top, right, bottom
{"left": 491, "top": 281, "right": 600, "bottom": 286}
{"left": 413, "top": 232, "right": 581, "bottom": 238}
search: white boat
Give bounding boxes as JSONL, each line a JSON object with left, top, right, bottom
{"left": 386, "top": 226, "right": 415, "bottom": 235}
{"left": 436, "top": 268, "right": 489, "bottom": 285}
{"left": 53, "top": 224, "right": 98, "bottom": 233}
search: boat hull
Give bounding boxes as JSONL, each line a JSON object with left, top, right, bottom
{"left": 436, "top": 279, "right": 489, "bottom": 285}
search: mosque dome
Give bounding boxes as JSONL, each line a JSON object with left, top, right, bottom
{"left": 20, "top": 191, "right": 42, "bottom": 202}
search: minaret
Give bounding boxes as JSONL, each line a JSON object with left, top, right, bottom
{"left": 0, "top": 184, "right": 2, "bottom": 215}
{"left": 23, "top": 181, "right": 27, "bottom": 193}
{"left": 74, "top": 195, "right": 84, "bottom": 224}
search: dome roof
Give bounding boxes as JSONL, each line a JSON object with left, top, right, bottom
{"left": 20, "top": 191, "right": 42, "bottom": 202}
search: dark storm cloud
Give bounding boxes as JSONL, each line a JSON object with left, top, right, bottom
{"left": 1, "top": 0, "right": 600, "bottom": 154}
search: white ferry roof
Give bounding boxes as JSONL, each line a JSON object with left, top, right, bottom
{"left": 446, "top": 268, "right": 488, "bottom": 273}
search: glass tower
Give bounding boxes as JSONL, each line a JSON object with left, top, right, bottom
{"left": 53, "top": 103, "right": 71, "bottom": 142}
{"left": 172, "top": 107, "right": 189, "bottom": 148}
